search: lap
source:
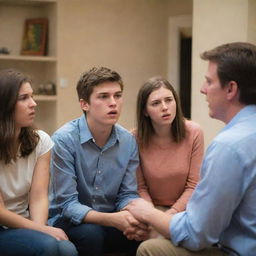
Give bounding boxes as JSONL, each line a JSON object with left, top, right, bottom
{"left": 0, "top": 227, "right": 77, "bottom": 256}
{"left": 137, "top": 238, "right": 226, "bottom": 256}
{"left": 55, "top": 220, "right": 139, "bottom": 256}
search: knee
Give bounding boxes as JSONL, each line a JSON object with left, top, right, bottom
{"left": 137, "top": 239, "right": 173, "bottom": 256}
{"left": 137, "top": 240, "right": 151, "bottom": 256}
{"left": 39, "top": 235, "right": 60, "bottom": 256}
{"left": 58, "top": 240, "right": 78, "bottom": 256}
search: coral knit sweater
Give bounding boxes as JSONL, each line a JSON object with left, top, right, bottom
{"left": 136, "top": 120, "right": 204, "bottom": 212}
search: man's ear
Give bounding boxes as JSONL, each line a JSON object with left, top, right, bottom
{"left": 79, "top": 99, "right": 89, "bottom": 112}
{"left": 226, "top": 81, "right": 239, "bottom": 101}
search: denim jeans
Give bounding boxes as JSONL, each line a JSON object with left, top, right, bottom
{"left": 0, "top": 227, "right": 78, "bottom": 256}
{"left": 55, "top": 220, "right": 140, "bottom": 256}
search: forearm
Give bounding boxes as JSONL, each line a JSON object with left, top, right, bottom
{"left": 142, "top": 208, "right": 172, "bottom": 239}
{"left": 0, "top": 205, "right": 47, "bottom": 232}
{"left": 84, "top": 210, "right": 116, "bottom": 227}
{"left": 29, "top": 197, "right": 49, "bottom": 224}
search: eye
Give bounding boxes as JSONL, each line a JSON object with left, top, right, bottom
{"left": 151, "top": 101, "right": 160, "bottom": 106}
{"left": 206, "top": 78, "right": 211, "bottom": 85}
{"left": 17, "top": 94, "right": 29, "bottom": 101}
{"left": 114, "top": 93, "right": 122, "bottom": 99}
{"left": 99, "top": 94, "right": 108, "bottom": 99}
{"left": 165, "top": 97, "right": 173, "bottom": 103}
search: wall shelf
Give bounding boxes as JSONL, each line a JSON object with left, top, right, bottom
{"left": 0, "top": 0, "right": 57, "bottom": 135}
{"left": 34, "top": 94, "right": 57, "bottom": 101}
{"left": 0, "top": 55, "right": 57, "bottom": 62}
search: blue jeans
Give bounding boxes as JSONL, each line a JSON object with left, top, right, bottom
{"left": 55, "top": 220, "right": 140, "bottom": 256}
{"left": 0, "top": 227, "right": 78, "bottom": 256}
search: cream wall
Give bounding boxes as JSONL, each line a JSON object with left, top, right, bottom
{"left": 191, "top": 0, "right": 252, "bottom": 147}
{"left": 56, "top": 0, "right": 191, "bottom": 130}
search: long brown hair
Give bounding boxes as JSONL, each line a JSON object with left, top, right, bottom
{"left": 0, "top": 69, "right": 39, "bottom": 164}
{"left": 136, "top": 76, "right": 186, "bottom": 147}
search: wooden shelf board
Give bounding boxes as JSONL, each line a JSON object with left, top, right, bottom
{"left": 34, "top": 94, "right": 57, "bottom": 101}
{"left": 0, "top": 55, "right": 57, "bottom": 62}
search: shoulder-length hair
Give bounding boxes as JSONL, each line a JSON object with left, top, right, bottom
{"left": 136, "top": 76, "right": 186, "bottom": 148}
{"left": 0, "top": 69, "right": 39, "bottom": 164}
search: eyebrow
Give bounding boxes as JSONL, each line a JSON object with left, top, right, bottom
{"left": 97, "top": 90, "right": 122, "bottom": 95}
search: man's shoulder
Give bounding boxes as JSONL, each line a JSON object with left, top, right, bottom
{"left": 210, "top": 118, "right": 256, "bottom": 160}
{"left": 115, "top": 123, "right": 134, "bottom": 138}
{"left": 52, "top": 118, "right": 81, "bottom": 142}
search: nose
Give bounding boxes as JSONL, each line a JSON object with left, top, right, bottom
{"left": 200, "top": 83, "right": 207, "bottom": 95}
{"left": 161, "top": 101, "right": 168, "bottom": 110}
{"left": 30, "top": 97, "right": 37, "bottom": 107}
{"left": 109, "top": 96, "right": 117, "bottom": 106}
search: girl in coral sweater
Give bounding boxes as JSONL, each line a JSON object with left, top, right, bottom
{"left": 133, "top": 76, "right": 204, "bottom": 236}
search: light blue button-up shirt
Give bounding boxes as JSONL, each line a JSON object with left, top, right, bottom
{"left": 170, "top": 105, "right": 256, "bottom": 256}
{"left": 49, "top": 115, "right": 139, "bottom": 225}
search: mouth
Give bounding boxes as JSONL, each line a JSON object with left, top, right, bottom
{"left": 107, "top": 110, "right": 118, "bottom": 116}
{"left": 162, "top": 113, "right": 171, "bottom": 118}
{"left": 29, "top": 112, "right": 36, "bottom": 117}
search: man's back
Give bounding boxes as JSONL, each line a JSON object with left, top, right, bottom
{"left": 176, "top": 105, "right": 256, "bottom": 255}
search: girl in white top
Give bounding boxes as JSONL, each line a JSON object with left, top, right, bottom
{"left": 0, "top": 69, "right": 77, "bottom": 256}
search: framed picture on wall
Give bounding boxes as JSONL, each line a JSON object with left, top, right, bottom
{"left": 21, "top": 18, "right": 48, "bottom": 56}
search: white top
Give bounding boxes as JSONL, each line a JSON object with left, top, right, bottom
{"left": 0, "top": 130, "right": 53, "bottom": 218}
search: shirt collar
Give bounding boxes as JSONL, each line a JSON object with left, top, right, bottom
{"left": 222, "top": 105, "right": 256, "bottom": 132}
{"left": 78, "top": 115, "right": 93, "bottom": 144}
{"left": 78, "top": 114, "right": 120, "bottom": 145}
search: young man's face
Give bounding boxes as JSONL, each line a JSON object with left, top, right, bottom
{"left": 81, "top": 81, "right": 123, "bottom": 128}
{"left": 200, "top": 61, "right": 229, "bottom": 123}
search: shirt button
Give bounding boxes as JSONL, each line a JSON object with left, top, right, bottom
{"left": 98, "top": 170, "right": 101, "bottom": 174}
{"left": 92, "top": 199, "right": 96, "bottom": 202}
{"left": 95, "top": 186, "right": 98, "bottom": 190}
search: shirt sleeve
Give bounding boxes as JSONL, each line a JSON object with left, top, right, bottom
{"left": 115, "top": 136, "right": 140, "bottom": 210}
{"left": 36, "top": 130, "right": 54, "bottom": 157}
{"left": 171, "top": 125, "right": 204, "bottom": 212}
{"left": 50, "top": 133, "right": 90, "bottom": 225}
{"left": 170, "top": 141, "right": 246, "bottom": 251}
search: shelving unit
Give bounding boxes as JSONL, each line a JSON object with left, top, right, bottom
{"left": 0, "top": 0, "right": 57, "bottom": 135}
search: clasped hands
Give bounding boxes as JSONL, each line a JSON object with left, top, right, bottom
{"left": 118, "top": 199, "right": 156, "bottom": 241}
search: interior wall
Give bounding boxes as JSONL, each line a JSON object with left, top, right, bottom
{"left": 56, "top": 0, "right": 192, "bottom": 130}
{"left": 56, "top": 0, "right": 185, "bottom": 130}
{"left": 191, "top": 0, "right": 249, "bottom": 147}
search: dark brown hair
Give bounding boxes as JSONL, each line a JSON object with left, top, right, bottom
{"left": 0, "top": 69, "right": 39, "bottom": 164}
{"left": 76, "top": 67, "right": 123, "bottom": 103}
{"left": 201, "top": 42, "right": 256, "bottom": 105}
{"left": 136, "top": 76, "right": 185, "bottom": 147}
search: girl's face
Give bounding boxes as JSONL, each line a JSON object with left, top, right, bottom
{"left": 15, "top": 82, "right": 37, "bottom": 130}
{"left": 145, "top": 86, "right": 176, "bottom": 129}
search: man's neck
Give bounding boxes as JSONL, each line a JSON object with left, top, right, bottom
{"left": 223, "top": 103, "right": 246, "bottom": 124}
{"left": 87, "top": 119, "right": 113, "bottom": 148}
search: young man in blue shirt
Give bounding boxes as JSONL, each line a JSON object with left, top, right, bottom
{"left": 49, "top": 67, "right": 148, "bottom": 256}
{"left": 126, "top": 42, "right": 256, "bottom": 256}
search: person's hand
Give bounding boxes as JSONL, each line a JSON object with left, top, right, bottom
{"left": 40, "top": 225, "right": 69, "bottom": 240}
{"left": 165, "top": 208, "right": 178, "bottom": 215}
{"left": 124, "top": 198, "right": 155, "bottom": 223}
{"left": 109, "top": 210, "right": 150, "bottom": 241}
{"left": 124, "top": 220, "right": 150, "bottom": 241}
{"left": 109, "top": 210, "right": 140, "bottom": 232}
